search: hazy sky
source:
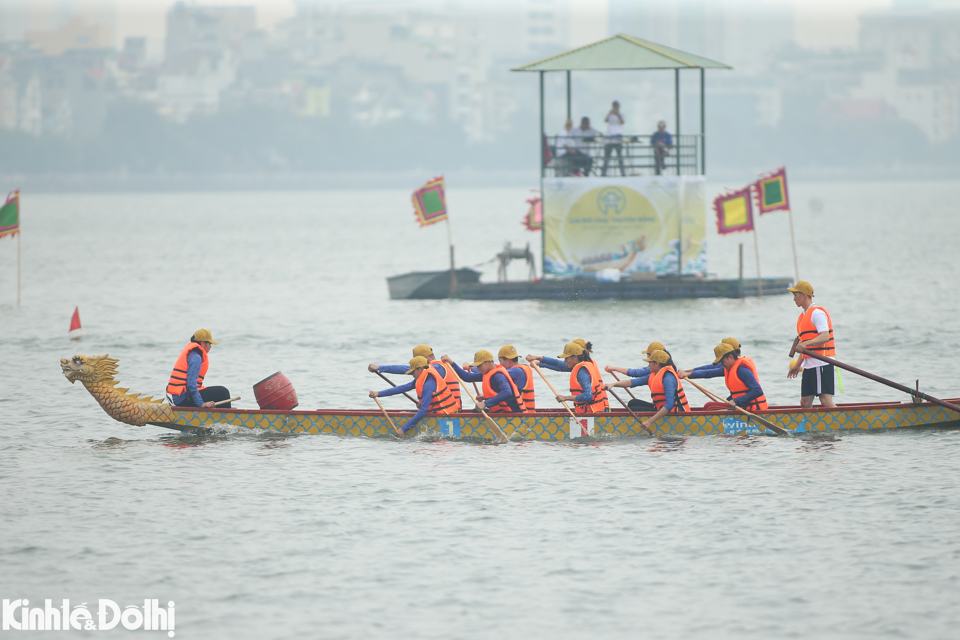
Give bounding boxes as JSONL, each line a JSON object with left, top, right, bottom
{"left": 5, "top": 0, "right": 917, "bottom": 51}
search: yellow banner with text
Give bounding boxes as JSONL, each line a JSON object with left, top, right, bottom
{"left": 543, "top": 176, "right": 706, "bottom": 277}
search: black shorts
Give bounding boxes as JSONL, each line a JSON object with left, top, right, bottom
{"left": 801, "top": 365, "right": 835, "bottom": 397}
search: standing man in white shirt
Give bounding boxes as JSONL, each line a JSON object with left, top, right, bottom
{"left": 602, "top": 100, "right": 626, "bottom": 176}
{"left": 787, "top": 281, "right": 837, "bottom": 408}
{"left": 555, "top": 119, "right": 578, "bottom": 176}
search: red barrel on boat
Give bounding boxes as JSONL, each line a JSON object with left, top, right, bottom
{"left": 253, "top": 372, "right": 299, "bottom": 410}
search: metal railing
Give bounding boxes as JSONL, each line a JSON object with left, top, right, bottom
{"left": 543, "top": 134, "right": 702, "bottom": 177}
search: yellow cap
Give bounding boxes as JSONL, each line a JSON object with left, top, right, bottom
{"left": 405, "top": 356, "right": 429, "bottom": 374}
{"left": 470, "top": 350, "right": 494, "bottom": 367}
{"left": 789, "top": 358, "right": 799, "bottom": 370}
{"left": 787, "top": 281, "right": 814, "bottom": 296}
{"left": 573, "top": 338, "right": 587, "bottom": 349}
{"left": 712, "top": 342, "right": 736, "bottom": 364}
{"left": 643, "top": 341, "right": 664, "bottom": 355}
{"left": 721, "top": 337, "right": 740, "bottom": 350}
{"left": 498, "top": 345, "right": 519, "bottom": 359}
{"left": 557, "top": 342, "right": 584, "bottom": 358}
{"left": 412, "top": 344, "right": 433, "bottom": 358}
{"left": 193, "top": 328, "right": 218, "bottom": 344}
{"left": 413, "top": 344, "right": 433, "bottom": 358}
{"left": 644, "top": 349, "right": 670, "bottom": 364}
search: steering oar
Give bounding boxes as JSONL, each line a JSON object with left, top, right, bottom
{"left": 790, "top": 339, "right": 960, "bottom": 414}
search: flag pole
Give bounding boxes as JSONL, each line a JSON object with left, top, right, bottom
{"left": 752, "top": 227, "right": 763, "bottom": 298}
{"left": 787, "top": 207, "right": 799, "bottom": 282}
{"left": 445, "top": 217, "right": 456, "bottom": 296}
{"left": 17, "top": 229, "right": 21, "bottom": 306}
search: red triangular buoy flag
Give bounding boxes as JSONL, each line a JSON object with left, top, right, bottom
{"left": 69, "top": 306, "right": 81, "bottom": 332}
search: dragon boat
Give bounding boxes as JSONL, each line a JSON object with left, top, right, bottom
{"left": 61, "top": 354, "right": 960, "bottom": 440}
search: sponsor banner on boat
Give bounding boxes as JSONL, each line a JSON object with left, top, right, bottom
{"left": 1, "top": 599, "right": 175, "bottom": 635}
{"left": 569, "top": 416, "right": 595, "bottom": 438}
{"left": 543, "top": 175, "right": 706, "bottom": 277}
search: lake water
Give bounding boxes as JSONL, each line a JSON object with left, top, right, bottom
{"left": 2, "top": 180, "right": 960, "bottom": 639}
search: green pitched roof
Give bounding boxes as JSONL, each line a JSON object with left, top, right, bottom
{"left": 512, "top": 34, "right": 731, "bottom": 72}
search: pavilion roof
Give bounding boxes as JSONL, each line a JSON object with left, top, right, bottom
{"left": 512, "top": 34, "right": 731, "bottom": 72}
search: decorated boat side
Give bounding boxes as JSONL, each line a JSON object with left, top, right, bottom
{"left": 61, "top": 354, "right": 960, "bottom": 440}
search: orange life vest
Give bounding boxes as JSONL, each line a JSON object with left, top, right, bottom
{"left": 512, "top": 363, "right": 536, "bottom": 411}
{"left": 166, "top": 342, "right": 208, "bottom": 396}
{"left": 431, "top": 359, "right": 462, "bottom": 411}
{"left": 797, "top": 305, "right": 836, "bottom": 359}
{"left": 570, "top": 361, "right": 606, "bottom": 414}
{"left": 414, "top": 365, "right": 457, "bottom": 415}
{"left": 648, "top": 365, "right": 689, "bottom": 413}
{"left": 584, "top": 360, "right": 610, "bottom": 410}
{"left": 482, "top": 365, "right": 525, "bottom": 413}
{"left": 724, "top": 356, "right": 769, "bottom": 411}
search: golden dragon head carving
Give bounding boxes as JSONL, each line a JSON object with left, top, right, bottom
{"left": 61, "top": 354, "right": 173, "bottom": 426}
{"left": 61, "top": 354, "right": 121, "bottom": 384}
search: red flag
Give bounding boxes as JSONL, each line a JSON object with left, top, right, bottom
{"left": 69, "top": 307, "right": 81, "bottom": 332}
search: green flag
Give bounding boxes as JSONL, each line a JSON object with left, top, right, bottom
{"left": 0, "top": 190, "right": 19, "bottom": 239}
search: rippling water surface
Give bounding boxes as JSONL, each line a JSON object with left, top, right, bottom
{"left": 2, "top": 181, "right": 960, "bottom": 639}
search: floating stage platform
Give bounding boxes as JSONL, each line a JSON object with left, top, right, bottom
{"left": 387, "top": 270, "right": 792, "bottom": 301}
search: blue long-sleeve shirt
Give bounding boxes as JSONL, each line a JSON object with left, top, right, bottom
{"left": 626, "top": 366, "right": 651, "bottom": 378}
{"left": 690, "top": 362, "right": 763, "bottom": 407}
{"left": 449, "top": 362, "right": 520, "bottom": 411}
{"left": 173, "top": 349, "right": 205, "bottom": 407}
{"left": 379, "top": 375, "right": 436, "bottom": 432}
{"left": 629, "top": 370, "right": 677, "bottom": 412}
{"left": 540, "top": 357, "right": 593, "bottom": 403}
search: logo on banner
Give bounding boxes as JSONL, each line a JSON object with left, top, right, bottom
{"left": 597, "top": 187, "right": 627, "bottom": 215}
{"left": 569, "top": 416, "right": 594, "bottom": 438}
{"left": 2, "top": 599, "right": 175, "bottom": 635}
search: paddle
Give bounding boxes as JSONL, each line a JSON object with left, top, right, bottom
{"left": 373, "top": 397, "right": 404, "bottom": 438}
{"left": 213, "top": 397, "right": 240, "bottom": 406}
{"left": 790, "top": 339, "right": 960, "bottom": 414}
{"left": 683, "top": 377, "right": 789, "bottom": 436}
{"left": 371, "top": 370, "right": 418, "bottom": 405}
{"left": 529, "top": 361, "right": 579, "bottom": 422}
{"left": 451, "top": 376, "right": 510, "bottom": 444}
{"left": 605, "top": 385, "right": 653, "bottom": 435}
{"left": 608, "top": 370, "right": 638, "bottom": 399}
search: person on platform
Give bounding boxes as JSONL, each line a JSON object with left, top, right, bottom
{"left": 441, "top": 350, "right": 525, "bottom": 413}
{"left": 369, "top": 344, "right": 462, "bottom": 411}
{"left": 572, "top": 116, "right": 600, "bottom": 176}
{"left": 651, "top": 120, "right": 673, "bottom": 175}
{"left": 787, "top": 281, "right": 837, "bottom": 408}
{"left": 605, "top": 349, "right": 689, "bottom": 431}
{"left": 688, "top": 343, "right": 768, "bottom": 412}
{"left": 604, "top": 341, "right": 668, "bottom": 411}
{"left": 527, "top": 342, "right": 606, "bottom": 414}
{"left": 166, "top": 328, "right": 232, "bottom": 408}
{"left": 602, "top": 100, "right": 626, "bottom": 177}
{"left": 369, "top": 356, "right": 457, "bottom": 433}
{"left": 555, "top": 119, "right": 581, "bottom": 176}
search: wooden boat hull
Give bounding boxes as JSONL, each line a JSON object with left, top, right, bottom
{"left": 154, "top": 401, "right": 960, "bottom": 440}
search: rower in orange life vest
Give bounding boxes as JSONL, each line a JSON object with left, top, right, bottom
{"left": 166, "top": 328, "right": 233, "bottom": 408}
{"left": 525, "top": 339, "right": 608, "bottom": 411}
{"left": 368, "top": 344, "right": 462, "bottom": 411}
{"left": 605, "top": 349, "right": 688, "bottom": 430}
{"left": 604, "top": 340, "right": 668, "bottom": 412}
{"left": 684, "top": 343, "right": 768, "bottom": 411}
{"left": 368, "top": 356, "right": 456, "bottom": 433}
{"left": 786, "top": 280, "right": 837, "bottom": 408}
{"left": 527, "top": 342, "right": 607, "bottom": 414}
{"left": 441, "top": 350, "right": 525, "bottom": 413}
{"left": 494, "top": 345, "right": 535, "bottom": 411}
